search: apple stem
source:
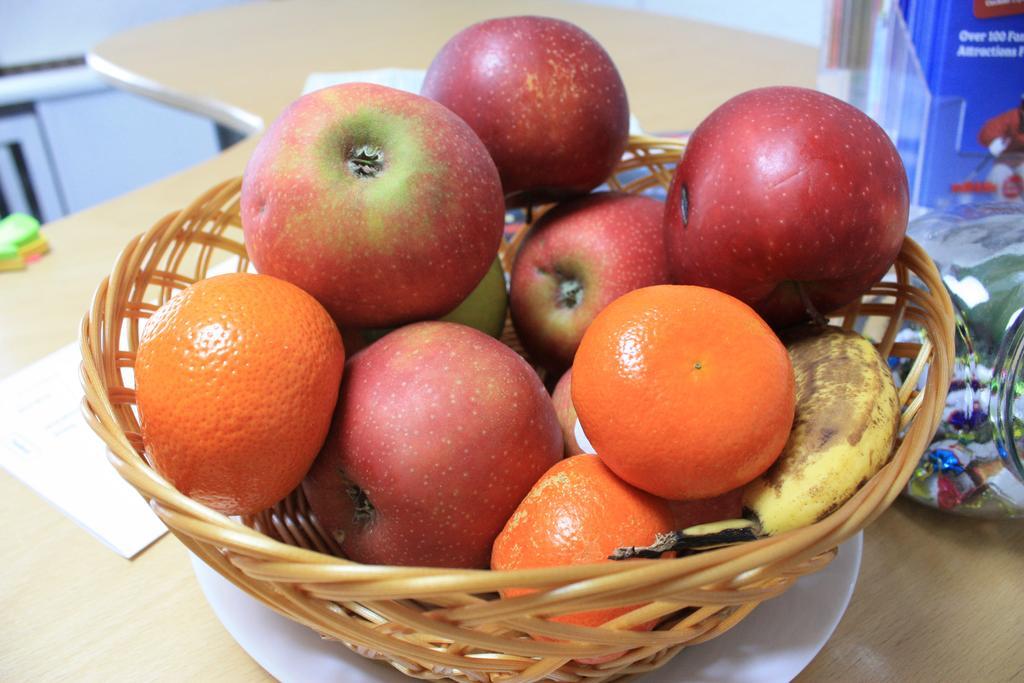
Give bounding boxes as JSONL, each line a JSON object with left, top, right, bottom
{"left": 347, "top": 145, "right": 385, "bottom": 179}
{"left": 796, "top": 281, "right": 829, "bottom": 326}
{"left": 345, "top": 478, "right": 376, "bottom": 523}
{"left": 680, "top": 184, "right": 689, "bottom": 226}
{"left": 558, "top": 278, "right": 583, "bottom": 309}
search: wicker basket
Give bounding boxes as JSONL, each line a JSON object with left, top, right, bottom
{"left": 80, "top": 136, "right": 954, "bottom": 683}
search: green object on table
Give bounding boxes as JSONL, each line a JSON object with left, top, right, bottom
{"left": 0, "top": 213, "right": 44, "bottom": 271}
{"left": 0, "top": 213, "right": 41, "bottom": 249}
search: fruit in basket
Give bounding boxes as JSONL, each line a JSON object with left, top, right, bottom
{"left": 667, "top": 488, "right": 744, "bottom": 530}
{"left": 743, "top": 325, "right": 900, "bottom": 534}
{"left": 509, "top": 192, "right": 669, "bottom": 373}
{"left": 439, "top": 255, "right": 508, "bottom": 337}
{"left": 340, "top": 256, "right": 508, "bottom": 353}
{"left": 421, "top": 16, "right": 630, "bottom": 206}
{"left": 302, "top": 321, "right": 562, "bottom": 568}
{"left": 551, "top": 368, "right": 585, "bottom": 456}
{"left": 664, "top": 86, "right": 909, "bottom": 328}
{"left": 134, "top": 273, "right": 345, "bottom": 516}
{"left": 491, "top": 455, "right": 674, "bottom": 662}
{"left": 572, "top": 285, "right": 795, "bottom": 500}
{"left": 240, "top": 82, "right": 505, "bottom": 328}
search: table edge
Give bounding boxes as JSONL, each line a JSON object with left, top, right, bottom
{"left": 85, "top": 51, "right": 264, "bottom": 135}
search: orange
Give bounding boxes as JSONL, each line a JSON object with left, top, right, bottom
{"left": 572, "top": 285, "right": 795, "bottom": 501}
{"left": 491, "top": 455, "right": 674, "bottom": 647}
{"left": 134, "top": 272, "right": 345, "bottom": 516}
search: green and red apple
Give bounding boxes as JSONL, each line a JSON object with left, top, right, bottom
{"left": 302, "top": 321, "right": 563, "bottom": 569}
{"left": 510, "top": 192, "right": 669, "bottom": 373}
{"left": 421, "top": 16, "right": 630, "bottom": 206}
{"left": 339, "top": 256, "right": 508, "bottom": 352}
{"left": 439, "top": 256, "right": 508, "bottom": 338}
{"left": 240, "top": 82, "right": 505, "bottom": 328}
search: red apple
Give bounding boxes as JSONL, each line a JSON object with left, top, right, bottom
{"left": 664, "top": 86, "right": 909, "bottom": 328}
{"left": 510, "top": 192, "right": 669, "bottom": 372}
{"left": 241, "top": 82, "right": 504, "bottom": 328}
{"left": 302, "top": 321, "right": 563, "bottom": 568}
{"left": 667, "top": 489, "right": 744, "bottom": 530}
{"left": 421, "top": 16, "right": 629, "bottom": 206}
{"left": 551, "top": 368, "right": 584, "bottom": 456}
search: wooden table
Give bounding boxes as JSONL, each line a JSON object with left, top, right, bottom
{"left": 2, "top": 1, "right": 1021, "bottom": 680}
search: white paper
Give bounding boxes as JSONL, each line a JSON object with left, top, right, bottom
{"left": 301, "top": 68, "right": 644, "bottom": 134}
{"left": 0, "top": 344, "right": 166, "bottom": 558}
{"left": 0, "top": 256, "right": 252, "bottom": 559}
{"left": 303, "top": 67, "right": 429, "bottom": 96}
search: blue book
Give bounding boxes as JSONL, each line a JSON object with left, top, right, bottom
{"left": 907, "top": 2, "right": 1024, "bottom": 208}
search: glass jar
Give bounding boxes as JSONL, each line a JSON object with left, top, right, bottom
{"left": 902, "top": 202, "right": 1024, "bottom": 518}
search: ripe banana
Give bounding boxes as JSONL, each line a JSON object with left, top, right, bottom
{"left": 743, "top": 325, "right": 901, "bottom": 535}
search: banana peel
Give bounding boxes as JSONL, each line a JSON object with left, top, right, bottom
{"left": 610, "top": 519, "right": 758, "bottom": 560}
{"left": 743, "top": 324, "right": 901, "bottom": 535}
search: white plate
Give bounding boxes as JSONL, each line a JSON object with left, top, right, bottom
{"left": 190, "top": 531, "right": 861, "bottom": 682}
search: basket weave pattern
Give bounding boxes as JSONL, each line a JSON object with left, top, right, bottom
{"left": 80, "top": 137, "right": 955, "bottom": 682}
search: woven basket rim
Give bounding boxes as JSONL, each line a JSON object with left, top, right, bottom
{"left": 78, "top": 139, "right": 955, "bottom": 581}
{"left": 76, "top": 134, "right": 956, "bottom": 680}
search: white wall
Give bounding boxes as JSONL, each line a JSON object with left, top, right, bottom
{"left": 0, "top": 0, "right": 251, "bottom": 68}
{"left": 575, "top": 0, "right": 827, "bottom": 47}
{"left": 0, "top": 1, "right": 253, "bottom": 221}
